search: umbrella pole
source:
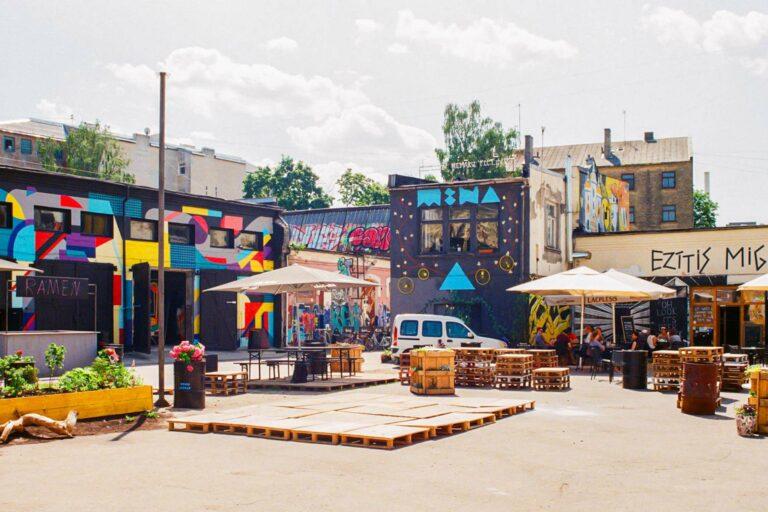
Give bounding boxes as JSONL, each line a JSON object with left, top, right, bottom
{"left": 611, "top": 303, "right": 616, "bottom": 346}
{"left": 579, "top": 294, "right": 585, "bottom": 369}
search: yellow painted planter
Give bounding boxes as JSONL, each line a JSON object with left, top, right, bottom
{"left": 0, "top": 385, "right": 153, "bottom": 423}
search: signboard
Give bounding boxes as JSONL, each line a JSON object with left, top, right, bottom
{"left": 620, "top": 315, "right": 635, "bottom": 344}
{"left": 16, "top": 276, "right": 89, "bottom": 300}
{"left": 693, "top": 305, "right": 714, "bottom": 325}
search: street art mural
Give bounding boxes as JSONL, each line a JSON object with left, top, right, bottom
{"left": 579, "top": 164, "right": 630, "bottom": 233}
{"left": 528, "top": 295, "right": 571, "bottom": 344}
{"left": 0, "top": 180, "right": 276, "bottom": 347}
{"left": 285, "top": 206, "right": 391, "bottom": 254}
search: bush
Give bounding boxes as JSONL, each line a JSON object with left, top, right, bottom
{"left": 44, "top": 343, "right": 67, "bottom": 381}
{"left": 0, "top": 351, "right": 38, "bottom": 397}
{"left": 58, "top": 353, "right": 141, "bottom": 392}
{"left": 58, "top": 367, "right": 102, "bottom": 392}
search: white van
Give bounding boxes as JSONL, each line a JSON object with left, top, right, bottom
{"left": 390, "top": 314, "right": 506, "bottom": 363}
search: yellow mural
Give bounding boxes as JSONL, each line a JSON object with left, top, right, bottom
{"left": 528, "top": 295, "right": 571, "bottom": 343}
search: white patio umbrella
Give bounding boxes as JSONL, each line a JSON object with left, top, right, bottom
{"left": 205, "top": 264, "right": 378, "bottom": 346}
{"left": 737, "top": 273, "right": 768, "bottom": 292}
{"left": 0, "top": 258, "right": 43, "bottom": 273}
{"left": 541, "top": 269, "right": 675, "bottom": 343}
{"left": 507, "top": 266, "right": 655, "bottom": 347}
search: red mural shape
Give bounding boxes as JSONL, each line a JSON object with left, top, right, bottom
{"left": 348, "top": 226, "right": 391, "bottom": 251}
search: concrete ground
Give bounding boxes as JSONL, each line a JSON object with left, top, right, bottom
{"left": 1, "top": 353, "right": 764, "bottom": 512}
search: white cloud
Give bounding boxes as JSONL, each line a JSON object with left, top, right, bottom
{"left": 387, "top": 43, "right": 410, "bottom": 54}
{"left": 190, "top": 130, "right": 216, "bottom": 141}
{"left": 106, "top": 47, "right": 368, "bottom": 120}
{"left": 355, "top": 19, "right": 381, "bottom": 34}
{"left": 262, "top": 36, "right": 299, "bottom": 51}
{"left": 394, "top": 10, "right": 577, "bottom": 66}
{"left": 286, "top": 104, "right": 437, "bottom": 168}
{"left": 35, "top": 99, "right": 75, "bottom": 123}
{"left": 642, "top": 7, "right": 768, "bottom": 73}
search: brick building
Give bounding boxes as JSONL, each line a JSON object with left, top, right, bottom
{"left": 513, "top": 129, "right": 694, "bottom": 231}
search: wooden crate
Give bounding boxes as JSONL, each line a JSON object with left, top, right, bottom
{"left": 410, "top": 348, "right": 455, "bottom": 395}
{"left": 748, "top": 368, "right": 768, "bottom": 435}
{"left": 532, "top": 367, "right": 570, "bottom": 390}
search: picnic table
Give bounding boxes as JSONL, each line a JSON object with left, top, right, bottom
{"left": 240, "top": 345, "right": 360, "bottom": 382}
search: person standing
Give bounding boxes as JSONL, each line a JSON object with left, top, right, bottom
{"left": 555, "top": 329, "right": 574, "bottom": 366}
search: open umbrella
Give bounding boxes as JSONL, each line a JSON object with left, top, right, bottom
{"left": 737, "top": 273, "right": 768, "bottom": 292}
{"left": 205, "top": 264, "right": 378, "bottom": 346}
{"left": 0, "top": 258, "right": 43, "bottom": 273}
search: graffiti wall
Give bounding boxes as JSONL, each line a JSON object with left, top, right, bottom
{"left": 0, "top": 168, "right": 281, "bottom": 348}
{"left": 579, "top": 164, "right": 630, "bottom": 233}
{"left": 528, "top": 295, "right": 571, "bottom": 344}
{"left": 285, "top": 206, "right": 391, "bottom": 254}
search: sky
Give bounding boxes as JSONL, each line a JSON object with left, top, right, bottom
{"left": 1, "top": 0, "right": 767, "bottom": 224}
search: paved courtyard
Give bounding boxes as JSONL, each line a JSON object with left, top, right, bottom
{"left": 0, "top": 354, "right": 764, "bottom": 512}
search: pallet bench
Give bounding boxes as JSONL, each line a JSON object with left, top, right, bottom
{"left": 206, "top": 371, "right": 248, "bottom": 396}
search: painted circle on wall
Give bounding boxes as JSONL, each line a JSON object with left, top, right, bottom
{"left": 398, "top": 277, "right": 415, "bottom": 294}
{"left": 498, "top": 255, "right": 516, "bottom": 272}
{"left": 417, "top": 268, "right": 430, "bottom": 281}
{"left": 475, "top": 268, "right": 491, "bottom": 286}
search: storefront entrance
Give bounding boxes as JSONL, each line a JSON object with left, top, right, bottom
{"left": 690, "top": 286, "right": 765, "bottom": 347}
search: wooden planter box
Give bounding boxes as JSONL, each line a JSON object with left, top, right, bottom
{"left": 0, "top": 385, "right": 153, "bottom": 423}
{"left": 410, "top": 349, "right": 454, "bottom": 395}
{"left": 748, "top": 369, "right": 768, "bottom": 435}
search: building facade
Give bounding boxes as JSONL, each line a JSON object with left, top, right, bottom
{"left": 513, "top": 129, "right": 694, "bottom": 231}
{"left": 0, "top": 118, "right": 250, "bottom": 200}
{"left": 0, "top": 165, "right": 286, "bottom": 352}
{"left": 575, "top": 226, "right": 768, "bottom": 348}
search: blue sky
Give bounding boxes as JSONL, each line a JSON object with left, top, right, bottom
{"left": 1, "top": 0, "right": 767, "bottom": 223}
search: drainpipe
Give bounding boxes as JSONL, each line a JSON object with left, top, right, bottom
{"left": 565, "top": 155, "right": 573, "bottom": 265}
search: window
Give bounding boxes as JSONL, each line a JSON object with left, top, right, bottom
{"left": 34, "top": 206, "right": 70, "bottom": 233}
{"left": 168, "top": 223, "right": 193, "bottom": 245}
{"left": 545, "top": 203, "right": 559, "bottom": 249}
{"left": 662, "top": 205, "right": 677, "bottom": 222}
{"left": 476, "top": 204, "right": 499, "bottom": 254}
{"left": 210, "top": 227, "right": 234, "bottom": 248}
{"left": 400, "top": 320, "right": 418, "bottom": 337}
{"left": 3, "top": 137, "right": 14, "bottom": 153}
{"left": 662, "top": 171, "right": 676, "bottom": 189}
{"left": 178, "top": 162, "right": 187, "bottom": 175}
{"left": 0, "top": 202, "right": 12, "bottom": 229}
{"left": 81, "top": 212, "right": 113, "bottom": 237}
{"left": 54, "top": 148, "right": 64, "bottom": 161}
{"left": 129, "top": 219, "right": 158, "bottom": 241}
{"left": 621, "top": 173, "right": 635, "bottom": 191}
{"left": 448, "top": 206, "right": 471, "bottom": 253}
{"left": 629, "top": 206, "right": 635, "bottom": 224}
{"left": 422, "top": 321, "right": 443, "bottom": 337}
{"left": 20, "top": 138, "right": 32, "bottom": 155}
{"left": 446, "top": 322, "right": 471, "bottom": 339}
{"left": 420, "top": 208, "right": 443, "bottom": 254}
{"left": 239, "top": 231, "right": 263, "bottom": 250}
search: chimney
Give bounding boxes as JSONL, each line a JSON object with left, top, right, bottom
{"left": 604, "top": 128, "right": 612, "bottom": 157}
{"left": 644, "top": 131, "right": 655, "bottom": 143}
{"left": 523, "top": 134, "right": 533, "bottom": 177}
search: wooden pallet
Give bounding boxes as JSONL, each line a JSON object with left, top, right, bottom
{"left": 339, "top": 425, "right": 432, "bottom": 449}
{"left": 206, "top": 371, "right": 248, "bottom": 396}
{"left": 168, "top": 413, "right": 248, "bottom": 433}
{"left": 532, "top": 367, "right": 570, "bottom": 390}
{"left": 290, "top": 422, "right": 368, "bottom": 445}
{"left": 396, "top": 411, "right": 496, "bottom": 436}
{"left": 459, "top": 401, "right": 535, "bottom": 419}
{"left": 494, "top": 375, "right": 531, "bottom": 389}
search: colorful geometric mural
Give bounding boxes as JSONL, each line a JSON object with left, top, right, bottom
{"left": 528, "top": 295, "right": 571, "bottom": 344}
{"left": 579, "top": 164, "right": 630, "bottom": 233}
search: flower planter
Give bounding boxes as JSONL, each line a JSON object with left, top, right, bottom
{"left": 0, "top": 385, "right": 153, "bottom": 423}
{"left": 173, "top": 361, "right": 205, "bottom": 409}
{"left": 736, "top": 414, "right": 756, "bottom": 437}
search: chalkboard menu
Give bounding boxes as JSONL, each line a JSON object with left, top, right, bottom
{"left": 16, "top": 276, "right": 89, "bottom": 300}
{"left": 693, "top": 305, "right": 714, "bottom": 325}
{"left": 620, "top": 316, "right": 635, "bottom": 344}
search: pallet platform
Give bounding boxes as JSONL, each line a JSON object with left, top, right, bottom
{"left": 247, "top": 375, "right": 398, "bottom": 392}
{"left": 167, "top": 413, "right": 248, "bottom": 433}
{"left": 339, "top": 425, "right": 432, "bottom": 449}
{"left": 291, "top": 422, "right": 369, "bottom": 445}
{"left": 396, "top": 411, "right": 496, "bottom": 436}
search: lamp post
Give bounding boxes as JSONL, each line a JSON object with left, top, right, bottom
{"left": 155, "top": 71, "right": 170, "bottom": 407}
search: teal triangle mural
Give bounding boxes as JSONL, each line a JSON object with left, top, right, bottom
{"left": 481, "top": 186, "right": 500, "bottom": 203}
{"left": 439, "top": 262, "right": 475, "bottom": 291}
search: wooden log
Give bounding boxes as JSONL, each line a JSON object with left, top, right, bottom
{"left": 1, "top": 410, "right": 78, "bottom": 443}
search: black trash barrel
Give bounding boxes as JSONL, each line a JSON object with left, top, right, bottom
{"left": 204, "top": 354, "right": 218, "bottom": 372}
{"left": 173, "top": 361, "right": 206, "bottom": 409}
{"left": 622, "top": 350, "right": 648, "bottom": 389}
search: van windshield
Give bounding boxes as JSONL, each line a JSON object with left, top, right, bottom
{"left": 446, "top": 322, "right": 471, "bottom": 338}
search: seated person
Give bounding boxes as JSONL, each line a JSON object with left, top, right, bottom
{"left": 534, "top": 327, "right": 550, "bottom": 348}
{"left": 555, "top": 329, "right": 574, "bottom": 366}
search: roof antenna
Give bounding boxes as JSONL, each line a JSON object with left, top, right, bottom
{"left": 540, "top": 126, "right": 546, "bottom": 161}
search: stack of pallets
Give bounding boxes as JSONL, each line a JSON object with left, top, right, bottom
{"left": 525, "top": 349, "right": 558, "bottom": 369}
{"left": 454, "top": 348, "right": 495, "bottom": 387}
{"left": 722, "top": 353, "right": 749, "bottom": 391}
{"left": 398, "top": 353, "right": 411, "bottom": 385}
{"left": 677, "top": 346, "right": 723, "bottom": 410}
{"left": 492, "top": 348, "right": 526, "bottom": 362}
{"left": 748, "top": 368, "right": 768, "bottom": 435}
{"left": 532, "top": 367, "right": 570, "bottom": 390}
{"left": 651, "top": 350, "right": 681, "bottom": 391}
{"left": 409, "top": 348, "right": 455, "bottom": 395}
{"left": 494, "top": 354, "right": 533, "bottom": 389}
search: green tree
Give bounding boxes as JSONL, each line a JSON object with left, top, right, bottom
{"left": 243, "top": 155, "right": 332, "bottom": 210}
{"left": 423, "top": 174, "right": 439, "bottom": 183}
{"left": 693, "top": 189, "right": 718, "bottom": 228}
{"left": 38, "top": 121, "right": 135, "bottom": 183}
{"left": 336, "top": 169, "right": 390, "bottom": 206}
{"left": 435, "top": 100, "right": 518, "bottom": 181}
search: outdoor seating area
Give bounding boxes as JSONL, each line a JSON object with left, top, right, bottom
{"left": 168, "top": 392, "right": 535, "bottom": 450}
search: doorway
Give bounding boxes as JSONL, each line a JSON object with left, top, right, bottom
{"left": 719, "top": 306, "right": 740, "bottom": 347}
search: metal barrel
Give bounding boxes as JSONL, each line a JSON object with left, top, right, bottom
{"left": 680, "top": 362, "right": 719, "bottom": 415}
{"left": 622, "top": 350, "right": 648, "bottom": 390}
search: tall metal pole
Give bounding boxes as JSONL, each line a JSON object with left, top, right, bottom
{"left": 155, "top": 71, "right": 169, "bottom": 407}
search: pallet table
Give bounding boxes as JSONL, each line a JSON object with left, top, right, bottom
{"left": 532, "top": 367, "right": 570, "bottom": 390}
{"left": 652, "top": 350, "right": 681, "bottom": 391}
{"left": 205, "top": 371, "right": 248, "bottom": 396}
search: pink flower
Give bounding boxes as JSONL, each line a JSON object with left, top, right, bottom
{"left": 192, "top": 348, "right": 202, "bottom": 360}
{"left": 15, "top": 349, "right": 23, "bottom": 356}
{"left": 186, "top": 364, "right": 194, "bottom": 372}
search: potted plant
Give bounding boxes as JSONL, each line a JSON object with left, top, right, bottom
{"left": 735, "top": 403, "right": 757, "bottom": 437}
{"left": 380, "top": 348, "right": 392, "bottom": 363}
{"left": 170, "top": 340, "right": 206, "bottom": 409}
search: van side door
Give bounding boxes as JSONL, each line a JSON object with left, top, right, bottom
{"left": 446, "top": 321, "right": 474, "bottom": 346}
{"left": 421, "top": 320, "right": 444, "bottom": 347}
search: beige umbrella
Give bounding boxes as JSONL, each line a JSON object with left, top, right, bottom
{"left": 0, "top": 258, "right": 43, "bottom": 273}
{"left": 508, "top": 266, "right": 654, "bottom": 346}
{"left": 205, "top": 264, "right": 378, "bottom": 346}
{"left": 737, "top": 273, "right": 768, "bottom": 291}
